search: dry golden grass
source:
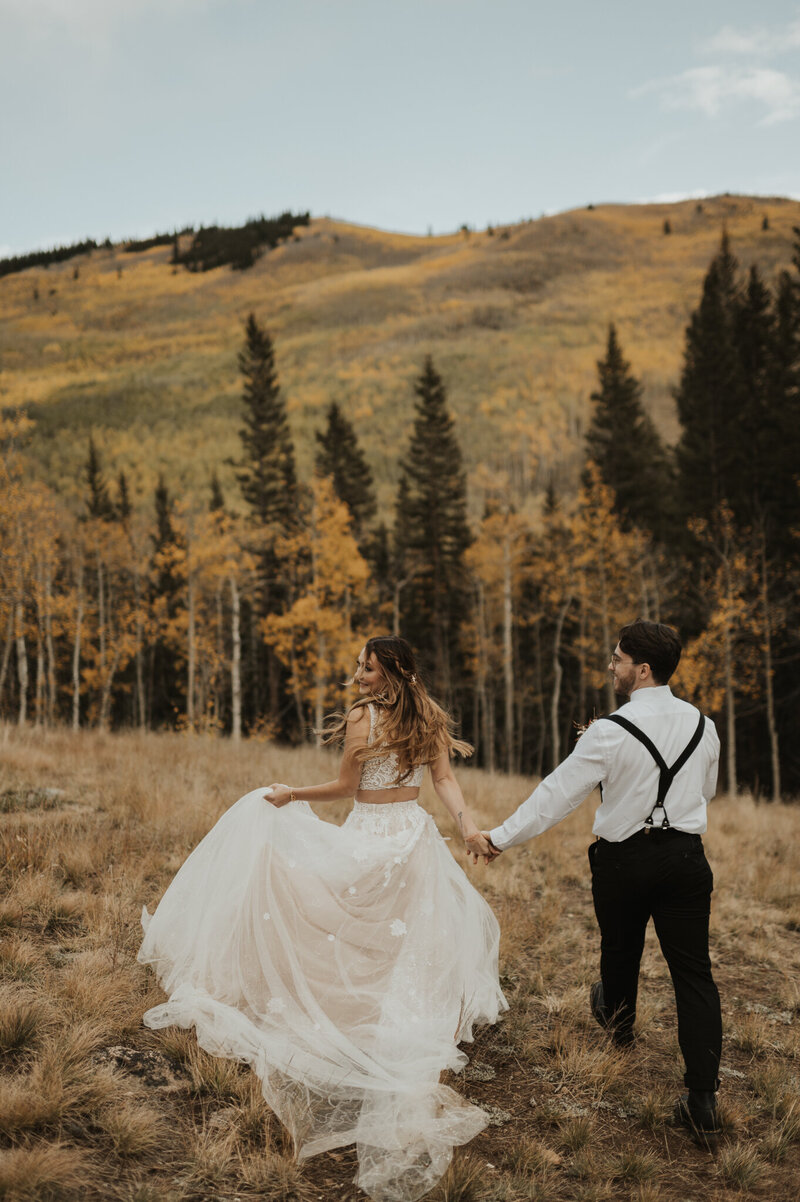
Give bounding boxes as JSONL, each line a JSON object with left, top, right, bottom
{"left": 1, "top": 720, "right": 800, "bottom": 1199}
{"left": 3, "top": 197, "right": 799, "bottom": 518}
{"left": 0, "top": 1142, "right": 94, "bottom": 1201}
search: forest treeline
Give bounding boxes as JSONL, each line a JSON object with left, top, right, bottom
{"left": 2, "top": 228, "right": 800, "bottom": 796}
{"left": 0, "top": 211, "right": 310, "bottom": 279}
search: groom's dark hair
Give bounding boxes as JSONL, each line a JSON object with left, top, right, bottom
{"left": 618, "top": 619, "right": 681, "bottom": 685}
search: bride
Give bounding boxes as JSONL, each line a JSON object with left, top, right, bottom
{"left": 138, "top": 635, "right": 507, "bottom": 1201}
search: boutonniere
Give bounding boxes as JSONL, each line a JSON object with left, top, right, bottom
{"left": 574, "top": 712, "right": 598, "bottom": 739}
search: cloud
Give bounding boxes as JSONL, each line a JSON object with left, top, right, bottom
{"left": 633, "top": 13, "right": 800, "bottom": 126}
{"left": 634, "top": 65, "right": 800, "bottom": 126}
{"left": 636, "top": 190, "right": 711, "bottom": 206}
{"left": 703, "top": 17, "right": 800, "bottom": 58}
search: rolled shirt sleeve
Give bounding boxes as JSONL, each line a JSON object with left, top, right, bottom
{"left": 490, "top": 722, "right": 608, "bottom": 850}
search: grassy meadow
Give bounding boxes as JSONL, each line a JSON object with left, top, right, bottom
{"left": 0, "top": 723, "right": 799, "bottom": 1200}
{"left": 3, "top": 195, "right": 800, "bottom": 518}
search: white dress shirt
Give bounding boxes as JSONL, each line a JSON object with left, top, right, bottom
{"left": 490, "top": 686, "right": 720, "bottom": 849}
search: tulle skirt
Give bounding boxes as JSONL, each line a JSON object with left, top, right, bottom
{"left": 138, "top": 792, "right": 507, "bottom": 1201}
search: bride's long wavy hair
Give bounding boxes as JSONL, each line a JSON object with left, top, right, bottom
{"left": 322, "top": 635, "right": 473, "bottom": 775}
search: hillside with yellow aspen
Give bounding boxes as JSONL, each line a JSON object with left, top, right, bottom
{"left": 2, "top": 195, "right": 799, "bottom": 517}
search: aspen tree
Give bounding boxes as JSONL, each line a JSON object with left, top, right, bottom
{"left": 0, "top": 414, "right": 35, "bottom": 723}
{"left": 465, "top": 493, "right": 528, "bottom": 774}
{"left": 27, "top": 485, "right": 60, "bottom": 726}
{"left": 679, "top": 507, "right": 759, "bottom": 798}
{"left": 537, "top": 493, "right": 576, "bottom": 768}
{"left": 572, "top": 464, "right": 649, "bottom": 715}
{"left": 263, "top": 478, "right": 370, "bottom": 739}
{"left": 69, "top": 529, "right": 86, "bottom": 730}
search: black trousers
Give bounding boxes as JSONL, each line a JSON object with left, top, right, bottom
{"left": 588, "top": 828, "right": 722, "bottom": 1092}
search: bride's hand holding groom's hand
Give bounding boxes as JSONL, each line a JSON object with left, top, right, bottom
{"left": 464, "top": 829, "right": 490, "bottom": 864}
{"left": 464, "top": 829, "right": 502, "bottom": 865}
{"left": 469, "top": 830, "right": 502, "bottom": 865}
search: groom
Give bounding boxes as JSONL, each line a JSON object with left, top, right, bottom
{"left": 481, "top": 619, "right": 723, "bottom": 1142}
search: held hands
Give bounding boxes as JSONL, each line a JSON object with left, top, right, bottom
{"left": 464, "top": 829, "right": 503, "bottom": 866}
{"left": 263, "top": 784, "right": 294, "bottom": 808}
{"left": 464, "top": 830, "right": 503, "bottom": 865}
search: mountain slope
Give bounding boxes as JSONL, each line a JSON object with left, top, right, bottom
{"left": 2, "top": 194, "right": 798, "bottom": 515}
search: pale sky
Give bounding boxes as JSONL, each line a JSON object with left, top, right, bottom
{"left": 2, "top": 0, "right": 800, "bottom": 255}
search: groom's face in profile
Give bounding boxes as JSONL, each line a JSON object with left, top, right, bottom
{"left": 609, "top": 644, "right": 638, "bottom": 700}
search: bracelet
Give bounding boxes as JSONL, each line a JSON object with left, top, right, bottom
{"left": 290, "top": 789, "right": 296, "bottom": 803}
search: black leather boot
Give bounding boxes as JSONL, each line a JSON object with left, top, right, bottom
{"left": 675, "top": 1090, "right": 721, "bottom": 1145}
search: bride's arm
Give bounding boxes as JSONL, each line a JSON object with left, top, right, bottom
{"left": 430, "top": 749, "right": 491, "bottom": 861}
{"left": 264, "top": 706, "right": 369, "bottom": 806}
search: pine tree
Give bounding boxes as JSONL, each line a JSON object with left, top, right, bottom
{"left": 209, "top": 472, "right": 225, "bottom": 513}
{"left": 674, "top": 232, "right": 743, "bottom": 523}
{"left": 314, "top": 401, "right": 376, "bottom": 543}
{"left": 585, "top": 323, "right": 672, "bottom": 538}
{"left": 149, "top": 476, "right": 184, "bottom": 727}
{"left": 84, "top": 437, "right": 115, "bottom": 521}
{"left": 235, "top": 313, "right": 299, "bottom": 728}
{"left": 395, "top": 357, "right": 470, "bottom": 704}
{"left": 362, "top": 520, "right": 392, "bottom": 625}
{"left": 770, "top": 233, "right": 800, "bottom": 536}
{"left": 236, "top": 313, "right": 297, "bottom": 532}
{"left": 734, "top": 265, "right": 777, "bottom": 526}
{"left": 116, "top": 470, "right": 132, "bottom": 525}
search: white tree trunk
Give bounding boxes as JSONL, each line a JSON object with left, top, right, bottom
{"left": 759, "top": 540, "right": 780, "bottom": 801}
{"left": 15, "top": 601, "right": 28, "bottom": 725}
{"left": 134, "top": 569, "right": 146, "bottom": 728}
{"left": 551, "top": 597, "right": 571, "bottom": 771}
{"left": 230, "top": 576, "right": 241, "bottom": 743}
{"left": 72, "top": 574, "right": 83, "bottom": 731}
{"left": 35, "top": 633, "right": 44, "bottom": 726}
{"left": 97, "top": 557, "right": 106, "bottom": 709}
{"left": 97, "top": 570, "right": 115, "bottom": 731}
{"left": 723, "top": 566, "right": 737, "bottom": 799}
{"left": 599, "top": 558, "right": 615, "bottom": 712}
{"left": 503, "top": 531, "right": 514, "bottom": 775}
{"left": 187, "top": 575, "right": 196, "bottom": 728}
{"left": 577, "top": 598, "right": 587, "bottom": 721}
{"left": 45, "top": 564, "right": 56, "bottom": 726}
{"left": 99, "top": 645, "right": 121, "bottom": 730}
{"left": 315, "top": 631, "right": 326, "bottom": 746}
{"left": 0, "top": 608, "right": 13, "bottom": 710}
{"left": 474, "top": 579, "right": 494, "bottom": 773}
{"left": 34, "top": 564, "right": 45, "bottom": 725}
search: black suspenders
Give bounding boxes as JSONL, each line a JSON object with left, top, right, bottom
{"left": 600, "top": 712, "right": 706, "bottom": 830}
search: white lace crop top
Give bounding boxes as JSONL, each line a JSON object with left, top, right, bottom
{"left": 358, "top": 703, "right": 425, "bottom": 790}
